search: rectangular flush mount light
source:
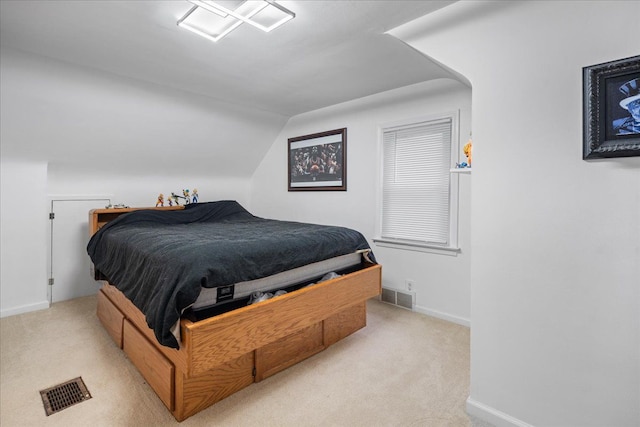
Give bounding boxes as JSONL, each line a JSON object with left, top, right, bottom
{"left": 177, "top": 0, "right": 295, "bottom": 42}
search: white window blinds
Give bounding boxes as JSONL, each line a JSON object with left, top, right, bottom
{"left": 381, "top": 118, "right": 452, "bottom": 246}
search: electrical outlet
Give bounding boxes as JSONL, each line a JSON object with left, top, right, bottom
{"left": 405, "top": 279, "right": 415, "bottom": 291}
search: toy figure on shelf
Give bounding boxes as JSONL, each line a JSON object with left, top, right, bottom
{"left": 171, "top": 192, "right": 181, "bottom": 206}
{"left": 156, "top": 193, "right": 164, "bottom": 207}
{"left": 183, "top": 189, "right": 191, "bottom": 205}
{"left": 192, "top": 188, "right": 199, "bottom": 204}
{"left": 463, "top": 138, "right": 473, "bottom": 167}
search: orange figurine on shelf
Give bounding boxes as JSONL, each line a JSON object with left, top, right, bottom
{"left": 156, "top": 193, "right": 164, "bottom": 207}
{"left": 463, "top": 138, "right": 472, "bottom": 167}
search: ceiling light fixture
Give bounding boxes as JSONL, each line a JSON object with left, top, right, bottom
{"left": 177, "top": 0, "right": 295, "bottom": 42}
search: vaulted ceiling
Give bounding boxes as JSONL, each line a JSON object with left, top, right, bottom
{"left": 0, "top": 1, "right": 460, "bottom": 177}
{"left": 0, "top": 1, "right": 458, "bottom": 116}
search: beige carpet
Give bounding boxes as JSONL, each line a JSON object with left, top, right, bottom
{"left": 0, "top": 295, "right": 493, "bottom": 427}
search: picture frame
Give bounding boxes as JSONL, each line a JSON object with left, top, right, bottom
{"left": 583, "top": 55, "right": 640, "bottom": 159}
{"left": 288, "top": 128, "right": 347, "bottom": 191}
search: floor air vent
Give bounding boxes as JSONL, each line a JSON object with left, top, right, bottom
{"left": 40, "top": 377, "right": 92, "bottom": 416}
{"left": 380, "top": 287, "right": 414, "bottom": 310}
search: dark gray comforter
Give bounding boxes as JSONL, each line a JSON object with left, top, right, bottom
{"left": 87, "top": 201, "right": 374, "bottom": 348}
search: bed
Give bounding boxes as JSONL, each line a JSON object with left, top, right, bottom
{"left": 87, "top": 201, "right": 381, "bottom": 421}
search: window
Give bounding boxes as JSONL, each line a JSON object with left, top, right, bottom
{"left": 375, "top": 112, "right": 460, "bottom": 254}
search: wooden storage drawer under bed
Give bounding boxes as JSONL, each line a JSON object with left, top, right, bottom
{"left": 96, "top": 262, "right": 381, "bottom": 421}
{"left": 96, "top": 288, "right": 124, "bottom": 348}
{"left": 122, "top": 319, "right": 175, "bottom": 411}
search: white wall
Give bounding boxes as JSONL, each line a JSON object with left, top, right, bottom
{"left": 0, "top": 46, "right": 284, "bottom": 311}
{"left": 250, "top": 78, "right": 472, "bottom": 324}
{"left": 46, "top": 168, "right": 252, "bottom": 209}
{"left": 0, "top": 47, "right": 288, "bottom": 178}
{"left": 0, "top": 160, "right": 49, "bottom": 316}
{"left": 391, "top": 1, "right": 640, "bottom": 426}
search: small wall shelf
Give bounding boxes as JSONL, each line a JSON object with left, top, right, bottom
{"left": 450, "top": 168, "right": 472, "bottom": 174}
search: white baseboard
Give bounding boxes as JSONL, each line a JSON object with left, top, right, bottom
{"left": 413, "top": 304, "right": 470, "bottom": 327}
{"left": 466, "top": 397, "right": 534, "bottom": 427}
{"left": 0, "top": 300, "right": 50, "bottom": 318}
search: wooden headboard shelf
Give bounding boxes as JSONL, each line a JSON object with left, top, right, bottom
{"left": 89, "top": 206, "right": 184, "bottom": 236}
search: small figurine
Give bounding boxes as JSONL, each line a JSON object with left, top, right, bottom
{"left": 192, "top": 188, "right": 199, "bottom": 204}
{"left": 183, "top": 189, "right": 191, "bottom": 205}
{"left": 463, "top": 138, "right": 472, "bottom": 166}
{"left": 167, "top": 197, "right": 173, "bottom": 207}
{"left": 171, "top": 192, "right": 181, "bottom": 206}
{"left": 456, "top": 162, "right": 469, "bottom": 168}
{"left": 156, "top": 193, "right": 164, "bottom": 207}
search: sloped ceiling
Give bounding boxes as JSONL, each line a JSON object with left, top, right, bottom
{"left": 0, "top": 1, "right": 458, "bottom": 176}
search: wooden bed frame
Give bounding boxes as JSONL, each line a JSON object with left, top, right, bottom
{"left": 89, "top": 207, "right": 381, "bottom": 421}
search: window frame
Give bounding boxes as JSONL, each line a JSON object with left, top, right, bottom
{"left": 374, "top": 111, "right": 461, "bottom": 256}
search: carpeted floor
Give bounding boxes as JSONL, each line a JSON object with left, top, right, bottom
{"left": 0, "top": 295, "right": 493, "bottom": 426}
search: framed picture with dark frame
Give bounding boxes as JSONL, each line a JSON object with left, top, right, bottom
{"left": 288, "top": 128, "right": 347, "bottom": 191}
{"left": 583, "top": 55, "right": 640, "bottom": 159}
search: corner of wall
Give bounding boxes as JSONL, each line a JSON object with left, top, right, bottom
{"left": 466, "top": 397, "right": 534, "bottom": 427}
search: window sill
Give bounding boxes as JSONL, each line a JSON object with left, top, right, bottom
{"left": 373, "top": 238, "right": 461, "bottom": 256}
{"left": 450, "top": 168, "right": 471, "bottom": 174}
